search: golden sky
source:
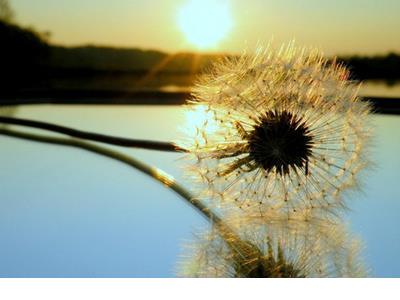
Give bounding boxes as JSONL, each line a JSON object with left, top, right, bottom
{"left": 11, "top": 0, "right": 400, "bottom": 55}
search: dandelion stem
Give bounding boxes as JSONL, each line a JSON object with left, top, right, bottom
{"left": 1, "top": 128, "right": 262, "bottom": 273}
{"left": 0, "top": 116, "right": 187, "bottom": 153}
{"left": 0, "top": 128, "right": 218, "bottom": 222}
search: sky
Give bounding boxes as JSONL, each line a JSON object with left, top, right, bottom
{"left": 10, "top": 0, "right": 400, "bottom": 55}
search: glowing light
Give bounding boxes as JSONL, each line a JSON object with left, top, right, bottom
{"left": 177, "top": 0, "right": 233, "bottom": 49}
{"left": 181, "top": 104, "right": 221, "bottom": 149}
{"left": 153, "top": 168, "right": 176, "bottom": 187}
{"left": 186, "top": 105, "right": 218, "bottom": 131}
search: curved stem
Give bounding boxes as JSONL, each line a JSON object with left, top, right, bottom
{"left": 0, "top": 116, "right": 187, "bottom": 153}
{"left": 0, "top": 128, "right": 217, "bottom": 223}
{"left": 0, "top": 128, "right": 256, "bottom": 270}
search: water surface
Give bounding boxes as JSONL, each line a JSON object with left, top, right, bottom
{"left": 0, "top": 105, "right": 399, "bottom": 277}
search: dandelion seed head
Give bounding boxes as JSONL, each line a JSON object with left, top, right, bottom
{"left": 180, "top": 43, "right": 372, "bottom": 216}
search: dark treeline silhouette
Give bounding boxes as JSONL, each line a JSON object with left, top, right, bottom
{"left": 48, "top": 46, "right": 218, "bottom": 73}
{"left": 0, "top": 0, "right": 14, "bottom": 23}
{"left": 0, "top": 20, "right": 49, "bottom": 95}
{"left": 45, "top": 47, "right": 400, "bottom": 80}
{"left": 339, "top": 53, "right": 400, "bottom": 83}
{"left": 0, "top": 18, "right": 221, "bottom": 101}
{"left": 0, "top": 18, "right": 400, "bottom": 104}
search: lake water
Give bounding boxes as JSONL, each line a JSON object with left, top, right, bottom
{"left": 360, "top": 80, "right": 400, "bottom": 98}
{"left": 0, "top": 104, "right": 399, "bottom": 277}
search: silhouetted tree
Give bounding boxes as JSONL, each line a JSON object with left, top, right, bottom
{"left": 340, "top": 53, "right": 400, "bottom": 82}
{"left": 0, "top": 20, "right": 49, "bottom": 96}
{"left": 0, "top": 0, "right": 14, "bottom": 23}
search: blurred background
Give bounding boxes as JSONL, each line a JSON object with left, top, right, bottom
{"left": 1, "top": 0, "right": 400, "bottom": 103}
{"left": 0, "top": 0, "right": 399, "bottom": 277}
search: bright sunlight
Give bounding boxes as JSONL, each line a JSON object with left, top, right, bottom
{"left": 177, "top": 0, "right": 233, "bottom": 50}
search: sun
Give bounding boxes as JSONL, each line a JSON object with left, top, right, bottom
{"left": 177, "top": 0, "right": 233, "bottom": 50}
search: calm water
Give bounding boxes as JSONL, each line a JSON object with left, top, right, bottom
{"left": 360, "top": 80, "right": 400, "bottom": 98}
{"left": 0, "top": 104, "right": 399, "bottom": 277}
{"left": 155, "top": 80, "right": 400, "bottom": 98}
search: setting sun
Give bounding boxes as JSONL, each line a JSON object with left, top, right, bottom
{"left": 177, "top": 0, "right": 233, "bottom": 50}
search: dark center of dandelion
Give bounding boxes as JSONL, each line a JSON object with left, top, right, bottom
{"left": 232, "top": 241, "right": 304, "bottom": 278}
{"left": 248, "top": 110, "right": 313, "bottom": 175}
{"left": 244, "top": 256, "right": 304, "bottom": 278}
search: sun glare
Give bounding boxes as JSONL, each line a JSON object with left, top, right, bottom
{"left": 177, "top": 0, "right": 233, "bottom": 50}
{"left": 181, "top": 104, "right": 220, "bottom": 148}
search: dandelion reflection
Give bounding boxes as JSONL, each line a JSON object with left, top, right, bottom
{"left": 178, "top": 214, "right": 367, "bottom": 278}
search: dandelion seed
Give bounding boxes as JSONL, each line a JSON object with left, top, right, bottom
{"left": 180, "top": 43, "right": 372, "bottom": 216}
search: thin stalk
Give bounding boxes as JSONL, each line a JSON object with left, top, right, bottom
{"left": 0, "top": 128, "right": 260, "bottom": 274}
{"left": 0, "top": 116, "right": 187, "bottom": 152}
{"left": 0, "top": 128, "right": 216, "bottom": 223}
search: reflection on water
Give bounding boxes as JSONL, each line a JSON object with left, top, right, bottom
{"left": 360, "top": 80, "right": 400, "bottom": 98}
{"left": 0, "top": 105, "right": 399, "bottom": 277}
{"left": 159, "top": 80, "right": 400, "bottom": 98}
{"left": 154, "top": 80, "right": 400, "bottom": 98}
